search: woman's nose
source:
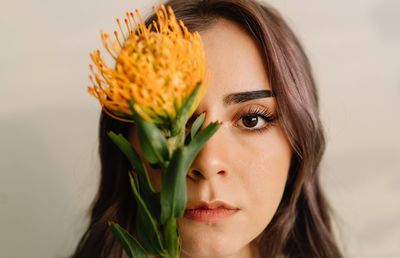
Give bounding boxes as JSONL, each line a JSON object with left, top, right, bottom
{"left": 186, "top": 125, "right": 228, "bottom": 181}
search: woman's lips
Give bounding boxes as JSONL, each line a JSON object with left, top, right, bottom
{"left": 184, "top": 207, "right": 239, "bottom": 222}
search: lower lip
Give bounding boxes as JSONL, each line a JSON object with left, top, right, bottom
{"left": 184, "top": 207, "right": 239, "bottom": 222}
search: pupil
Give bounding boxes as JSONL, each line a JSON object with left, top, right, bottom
{"left": 243, "top": 115, "right": 258, "bottom": 128}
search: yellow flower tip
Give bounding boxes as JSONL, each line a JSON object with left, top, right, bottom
{"left": 87, "top": 86, "right": 94, "bottom": 96}
{"left": 166, "top": 5, "right": 174, "bottom": 15}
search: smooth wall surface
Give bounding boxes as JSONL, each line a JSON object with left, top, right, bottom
{"left": 1, "top": 0, "right": 399, "bottom": 257}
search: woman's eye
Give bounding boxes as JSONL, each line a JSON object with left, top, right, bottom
{"left": 234, "top": 106, "right": 277, "bottom": 133}
{"left": 238, "top": 114, "right": 268, "bottom": 130}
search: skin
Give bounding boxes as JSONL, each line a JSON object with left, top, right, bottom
{"left": 131, "top": 19, "right": 292, "bottom": 258}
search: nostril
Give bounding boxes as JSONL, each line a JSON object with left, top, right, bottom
{"left": 188, "top": 170, "right": 226, "bottom": 179}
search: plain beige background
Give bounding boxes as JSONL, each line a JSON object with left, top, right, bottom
{"left": 0, "top": 0, "right": 399, "bottom": 257}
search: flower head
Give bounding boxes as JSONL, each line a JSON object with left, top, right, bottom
{"left": 88, "top": 5, "right": 208, "bottom": 126}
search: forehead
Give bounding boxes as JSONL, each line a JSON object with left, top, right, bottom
{"left": 199, "top": 19, "right": 271, "bottom": 104}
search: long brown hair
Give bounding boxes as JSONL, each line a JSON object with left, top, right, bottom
{"left": 72, "top": 0, "right": 343, "bottom": 257}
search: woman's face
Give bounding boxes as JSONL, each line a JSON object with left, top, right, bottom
{"left": 131, "top": 19, "right": 292, "bottom": 258}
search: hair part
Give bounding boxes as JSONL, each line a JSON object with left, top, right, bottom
{"left": 71, "top": 1, "right": 343, "bottom": 257}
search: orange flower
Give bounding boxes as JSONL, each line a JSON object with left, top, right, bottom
{"left": 88, "top": 4, "right": 208, "bottom": 125}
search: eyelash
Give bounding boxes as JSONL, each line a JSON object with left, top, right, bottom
{"left": 234, "top": 105, "right": 277, "bottom": 134}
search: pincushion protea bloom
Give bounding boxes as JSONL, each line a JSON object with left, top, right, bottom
{"left": 88, "top": 4, "right": 208, "bottom": 127}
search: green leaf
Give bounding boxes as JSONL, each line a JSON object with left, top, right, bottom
{"left": 129, "top": 174, "right": 166, "bottom": 256}
{"left": 129, "top": 100, "right": 170, "bottom": 165}
{"left": 160, "top": 147, "right": 189, "bottom": 223}
{"left": 108, "top": 221, "right": 147, "bottom": 258}
{"left": 173, "top": 83, "right": 202, "bottom": 136}
{"left": 107, "top": 132, "right": 160, "bottom": 219}
{"left": 164, "top": 217, "right": 180, "bottom": 257}
{"left": 190, "top": 112, "right": 205, "bottom": 140}
{"left": 107, "top": 132, "right": 155, "bottom": 193}
{"left": 137, "top": 121, "right": 170, "bottom": 164}
{"left": 187, "top": 121, "right": 221, "bottom": 159}
{"left": 160, "top": 121, "right": 221, "bottom": 224}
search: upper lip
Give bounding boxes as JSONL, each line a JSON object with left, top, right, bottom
{"left": 186, "top": 200, "right": 239, "bottom": 210}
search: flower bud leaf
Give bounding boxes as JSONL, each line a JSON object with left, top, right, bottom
{"left": 130, "top": 100, "right": 170, "bottom": 165}
{"left": 173, "top": 83, "right": 202, "bottom": 136}
{"left": 190, "top": 112, "right": 206, "bottom": 140}
{"left": 129, "top": 174, "right": 166, "bottom": 256}
{"left": 108, "top": 221, "right": 147, "bottom": 258}
{"left": 187, "top": 121, "right": 222, "bottom": 161}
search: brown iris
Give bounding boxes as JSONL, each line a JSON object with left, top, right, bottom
{"left": 242, "top": 115, "right": 258, "bottom": 128}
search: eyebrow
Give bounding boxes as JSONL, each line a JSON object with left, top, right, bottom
{"left": 223, "top": 90, "right": 274, "bottom": 106}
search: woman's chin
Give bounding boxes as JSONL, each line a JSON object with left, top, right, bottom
{"left": 180, "top": 233, "right": 231, "bottom": 257}
{"left": 180, "top": 244, "right": 232, "bottom": 258}
{"left": 177, "top": 219, "right": 244, "bottom": 258}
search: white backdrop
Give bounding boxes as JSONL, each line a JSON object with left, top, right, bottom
{"left": 0, "top": 0, "right": 399, "bottom": 257}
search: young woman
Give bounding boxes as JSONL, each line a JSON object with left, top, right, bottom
{"left": 72, "top": 0, "right": 343, "bottom": 257}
